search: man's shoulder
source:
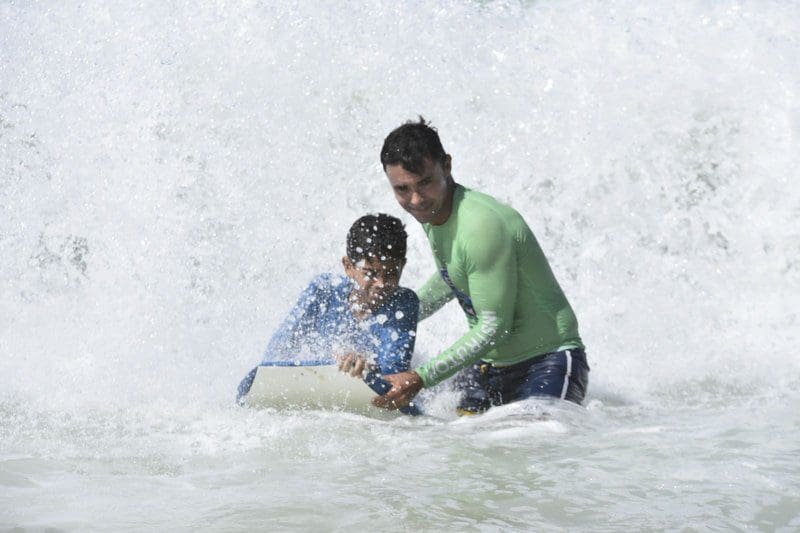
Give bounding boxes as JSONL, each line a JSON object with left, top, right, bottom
{"left": 460, "top": 185, "right": 498, "bottom": 205}
{"left": 458, "top": 186, "right": 526, "bottom": 233}
{"left": 454, "top": 188, "right": 511, "bottom": 230}
{"left": 460, "top": 186, "right": 519, "bottom": 215}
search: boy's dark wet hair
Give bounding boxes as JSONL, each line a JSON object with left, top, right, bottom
{"left": 347, "top": 214, "right": 407, "bottom": 263}
{"left": 380, "top": 116, "right": 447, "bottom": 175}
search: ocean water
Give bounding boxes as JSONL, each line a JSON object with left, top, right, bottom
{"left": 2, "top": 1, "right": 799, "bottom": 531}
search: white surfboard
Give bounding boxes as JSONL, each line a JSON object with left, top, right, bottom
{"left": 240, "top": 364, "right": 387, "bottom": 415}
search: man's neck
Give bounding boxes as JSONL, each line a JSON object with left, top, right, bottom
{"left": 429, "top": 178, "right": 456, "bottom": 226}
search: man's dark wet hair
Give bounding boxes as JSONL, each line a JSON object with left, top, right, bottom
{"left": 346, "top": 213, "right": 407, "bottom": 263}
{"left": 380, "top": 116, "right": 448, "bottom": 175}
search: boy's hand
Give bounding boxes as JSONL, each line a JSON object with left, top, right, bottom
{"left": 372, "top": 371, "right": 423, "bottom": 410}
{"left": 337, "top": 352, "right": 369, "bottom": 378}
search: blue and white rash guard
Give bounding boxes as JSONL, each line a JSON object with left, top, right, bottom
{"left": 263, "top": 273, "right": 419, "bottom": 375}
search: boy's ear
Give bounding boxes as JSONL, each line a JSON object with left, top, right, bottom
{"left": 341, "top": 256, "right": 351, "bottom": 272}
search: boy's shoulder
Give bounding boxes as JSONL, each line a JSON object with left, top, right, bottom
{"left": 393, "top": 286, "right": 419, "bottom": 304}
{"left": 307, "top": 273, "right": 350, "bottom": 291}
{"left": 386, "top": 286, "right": 419, "bottom": 318}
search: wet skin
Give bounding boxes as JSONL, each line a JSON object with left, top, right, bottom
{"left": 384, "top": 155, "right": 455, "bottom": 226}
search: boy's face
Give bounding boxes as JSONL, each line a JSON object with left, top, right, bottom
{"left": 342, "top": 255, "right": 405, "bottom": 313}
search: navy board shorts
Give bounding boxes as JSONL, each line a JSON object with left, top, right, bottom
{"left": 456, "top": 348, "right": 590, "bottom": 415}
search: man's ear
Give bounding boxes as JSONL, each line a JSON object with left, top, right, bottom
{"left": 444, "top": 154, "right": 452, "bottom": 177}
{"left": 342, "top": 256, "right": 352, "bottom": 274}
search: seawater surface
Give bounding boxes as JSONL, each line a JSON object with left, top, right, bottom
{"left": 1, "top": 1, "right": 799, "bottom": 531}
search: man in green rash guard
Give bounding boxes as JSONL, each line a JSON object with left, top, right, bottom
{"left": 372, "top": 117, "right": 589, "bottom": 414}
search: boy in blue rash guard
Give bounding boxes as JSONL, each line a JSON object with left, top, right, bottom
{"left": 236, "top": 214, "right": 420, "bottom": 414}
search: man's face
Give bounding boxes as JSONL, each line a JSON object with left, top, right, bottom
{"left": 342, "top": 255, "right": 405, "bottom": 312}
{"left": 385, "top": 156, "right": 453, "bottom": 225}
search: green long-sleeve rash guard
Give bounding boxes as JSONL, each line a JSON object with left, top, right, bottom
{"left": 415, "top": 185, "right": 584, "bottom": 388}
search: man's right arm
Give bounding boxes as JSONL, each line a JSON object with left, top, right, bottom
{"left": 414, "top": 214, "right": 518, "bottom": 388}
{"left": 417, "top": 271, "right": 453, "bottom": 321}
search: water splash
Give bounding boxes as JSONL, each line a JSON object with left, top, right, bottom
{"left": 1, "top": 1, "right": 798, "bottom": 414}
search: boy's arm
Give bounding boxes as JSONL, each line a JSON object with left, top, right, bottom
{"left": 373, "top": 289, "right": 419, "bottom": 375}
{"left": 261, "top": 274, "right": 329, "bottom": 362}
{"left": 417, "top": 271, "right": 453, "bottom": 321}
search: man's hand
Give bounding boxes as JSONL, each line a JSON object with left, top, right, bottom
{"left": 372, "top": 371, "right": 423, "bottom": 410}
{"left": 337, "top": 352, "right": 369, "bottom": 378}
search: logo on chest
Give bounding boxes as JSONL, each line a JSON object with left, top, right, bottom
{"left": 439, "top": 267, "right": 476, "bottom": 318}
